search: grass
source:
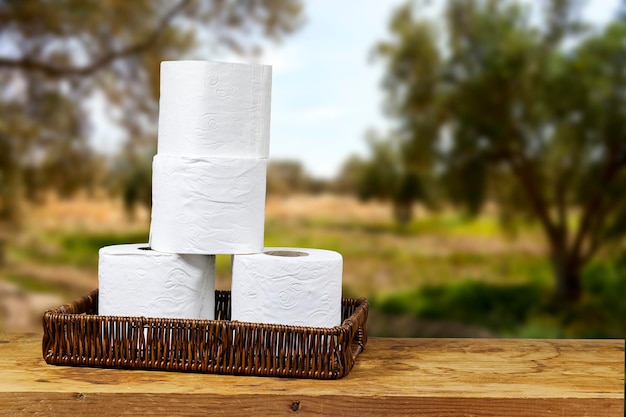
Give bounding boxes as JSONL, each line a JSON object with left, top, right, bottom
{"left": 9, "top": 230, "right": 149, "bottom": 270}
{"left": 3, "top": 271, "right": 69, "bottom": 296}
{"left": 10, "top": 230, "right": 242, "bottom": 280}
{"left": 4, "top": 196, "right": 624, "bottom": 338}
{"left": 370, "top": 259, "right": 626, "bottom": 338}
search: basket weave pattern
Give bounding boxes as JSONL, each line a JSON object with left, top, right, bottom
{"left": 42, "top": 290, "right": 368, "bottom": 379}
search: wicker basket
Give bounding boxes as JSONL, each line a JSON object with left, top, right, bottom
{"left": 42, "top": 289, "right": 368, "bottom": 379}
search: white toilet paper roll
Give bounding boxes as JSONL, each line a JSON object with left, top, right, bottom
{"left": 231, "top": 248, "right": 343, "bottom": 327}
{"left": 158, "top": 60, "right": 272, "bottom": 158}
{"left": 149, "top": 154, "right": 267, "bottom": 254}
{"left": 98, "top": 244, "right": 216, "bottom": 319}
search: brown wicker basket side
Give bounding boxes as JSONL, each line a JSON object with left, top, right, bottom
{"left": 42, "top": 290, "right": 368, "bottom": 379}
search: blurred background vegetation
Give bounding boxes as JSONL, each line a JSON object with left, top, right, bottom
{"left": 1, "top": 0, "right": 624, "bottom": 339}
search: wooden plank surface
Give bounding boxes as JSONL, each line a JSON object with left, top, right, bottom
{"left": 0, "top": 333, "right": 623, "bottom": 416}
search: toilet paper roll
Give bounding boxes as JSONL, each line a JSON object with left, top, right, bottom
{"left": 231, "top": 248, "right": 343, "bottom": 327}
{"left": 149, "top": 154, "right": 267, "bottom": 254}
{"left": 158, "top": 60, "right": 272, "bottom": 158}
{"left": 98, "top": 244, "right": 216, "bottom": 319}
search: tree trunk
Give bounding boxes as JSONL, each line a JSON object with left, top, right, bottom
{"left": 552, "top": 249, "right": 583, "bottom": 303}
{"left": 393, "top": 201, "right": 413, "bottom": 225}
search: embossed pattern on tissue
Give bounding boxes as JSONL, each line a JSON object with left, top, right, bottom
{"left": 145, "top": 266, "right": 205, "bottom": 317}
{"left": 157, "top": 61, "right": 271, "bottom": 158}
{"left": 231, "top": 254, "right": 342, "bottom": 327}
{"left": 150, "top": 156, "right": 266, "bottom": 253}
{"left": 98, "top": 247, "right": 215, "bottom": 319}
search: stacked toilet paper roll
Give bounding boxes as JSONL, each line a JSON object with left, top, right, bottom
{"left": 231, "top": 248, "right": 343, "bottom": 327}
{"left": 98, "top": 60, "right": 344, "bottom": 329}
{"left": 150, "top": 155, "right": 266, "bottom": 254}
{"left": 158, "top": 60, "right": 272, "bottom": 158}
{"left": 99, "top": 60, "right": 270, "bottom": 320}
{"left": 98, "top": 244, "right": 216, "bottom": 319}
{"left": 150, "top": 60, "right": 271, "bottom": 255}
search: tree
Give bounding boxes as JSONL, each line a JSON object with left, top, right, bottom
{"left": 0, "top": 0, "right": 303, "bottom": 242}
{"left": 337, "top": 130, "right": 426, "bottom": 224}
{"left": 375, "top": 0, "right": 626, "bottom": 302}
{"left": 267, "top": 160, "right": 308, "bottom": 195}
{"left": 267, "top": 160, "right": 330, "bottom": 195}
{"left": 107, "top": 143, "right": 154, "bottom": 220}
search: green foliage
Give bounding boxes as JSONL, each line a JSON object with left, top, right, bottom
{"left": 375, "top": 280, "right": 547, "bottom": 331}
{"left": 579, "top": 258, "right": 626, "bottom": 336}
{"left": 107, "top": 146, "right": 154, "bottom": 218}
{"left": 0, "top": 0, "right": 303, "bottom": 225}
{"left": 372, "top": 256, "right": 626, "bottom": 338}
{"left": 6, "top": 201, "right": 625, "bottom": 337}
{"left": 372, "top": 0, "right": 626, "bottom": 300}
{"left": 337, "top": 130, "right": 428, "bottom": 224}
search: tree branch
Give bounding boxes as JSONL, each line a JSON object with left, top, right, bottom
{"left": 570, "top": 145, "right": 626, "bottom": 263}
{"left": 509, "top": 154, "right": 557, "bottom": 243}
{"left": 0, "top": 0, "right": 191, "bottom": 78}
{"left": 555, "top": 163, "right": 569, "bottom": 244}
{"left": 581, "top": 224, "right": 603, "bottom": 265}
{"left": 497, "top": 121, "right": 563, "bottom": 249}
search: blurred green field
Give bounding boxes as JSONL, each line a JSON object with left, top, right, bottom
{"left": 1, "top": 195, "right": 624, "bottom": 338}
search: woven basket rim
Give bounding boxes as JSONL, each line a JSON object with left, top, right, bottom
{"left": 43, "top": 289, "right": 368, "bottom": 333}
{"left": 42, "top": 289, "right": 369, "bottom": 379}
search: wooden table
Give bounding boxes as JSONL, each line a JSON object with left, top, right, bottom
{"left": 1, "top": 333, "right": 623, "bottom": 416}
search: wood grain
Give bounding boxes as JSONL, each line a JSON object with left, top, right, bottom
{"left": 1, "top": 333, "right": 623, "bottom": 416}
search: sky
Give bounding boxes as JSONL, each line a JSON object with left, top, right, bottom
{"left": 91, "top": 0, "right": 622, "bottom": 179}
{"left": 90, "top": 0, "right": 408, "bottom": 178}
{"left": 256, "top": 0, "right": 407, "bottom": 179}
